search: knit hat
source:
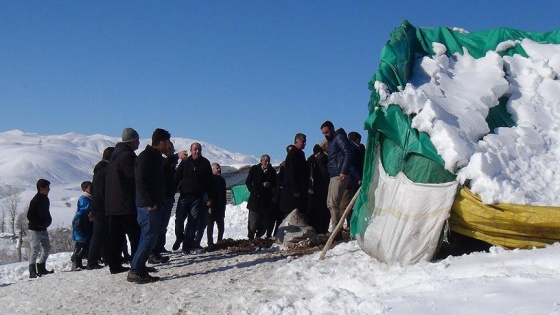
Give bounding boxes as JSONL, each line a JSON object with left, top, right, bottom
{"left": 121, "top": 127, "right": 139, "bottom": 143}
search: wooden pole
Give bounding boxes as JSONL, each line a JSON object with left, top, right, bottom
{"left": 319, "top": 186, "right": 362, "bottom": 260}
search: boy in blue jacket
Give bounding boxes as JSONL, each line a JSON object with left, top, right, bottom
{"left": 71, "top": 181, "right": 93, "bottom": 271}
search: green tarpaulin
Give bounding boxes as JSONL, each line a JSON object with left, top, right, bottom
{"left": 352, "top": 20, "right": 560, "bottom": 245}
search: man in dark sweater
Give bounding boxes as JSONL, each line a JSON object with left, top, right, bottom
{"left": 152, "top": 142, "right": 187, "bottom": 258}
{"left": 27, "top": 178, "right": 53, "bottom": 278}
{"left": 173, "top": 142, "right": 213, "bottom": 253}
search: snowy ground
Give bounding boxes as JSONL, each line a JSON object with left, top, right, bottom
{"left": 1, "top": 203, "right": 560, "bottom": 314}
{"left": 3, "top": 29, "right": 560, "bottom": 314}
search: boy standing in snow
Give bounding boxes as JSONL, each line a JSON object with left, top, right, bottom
{"left": 27, "top": 178, "right": 53, "bottom": 278}
{"left": 71, "top": 181, "right": 93, "bottom": 271}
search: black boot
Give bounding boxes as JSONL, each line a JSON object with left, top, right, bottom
{"left": 71, "top": 259, "right": 83, "bottom": 271}
{"left": 29, "top": 264, "right": 39, "bottom": 279}
{"left": 37, "top": 263, "right": 54, "bottom": 276}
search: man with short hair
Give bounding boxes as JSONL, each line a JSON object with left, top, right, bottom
{"left": 87, "top": 146, "right": 114, "bottom": 270}
{"left": 279, "top": 133, "right": 309, "bottom": 222}
{"left": 152, "top": 142, "right": 187, "bottom": 257}
{"left": 105, "top": 127, "right": 141, "bottom": 275}
{"left": 173, "top": 142, "right": 213, "bottom": 253}
{"left": 27, "top": 178, "right": 53, "bottom": 278}
{"left": 320, "top": 121, "right": 353, "bottom": 240}
{"left": 245, "top": 154, "right": 277, "bottom": 239}
{"left": 127, "top": 128, "right": 172, "bottom": 284}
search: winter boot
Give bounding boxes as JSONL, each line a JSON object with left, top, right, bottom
{"left": 37, "top": 263, "right": 54, "bottom": 275}
{"left": 29, "top": 264, "right": 39, "bottom": 279}
{"left": 71, "top": 259, "right": 83, "bottom": 271}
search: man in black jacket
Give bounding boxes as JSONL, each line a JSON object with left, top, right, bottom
{"left": 127, "top": 128, "right": 171, "bottom": 284}
{"left": 105, "top": 128, "right": 140, "bottom": 275}
{"left": 173, "top": 142, "right": 213, "bottom": 253}
{"left": 152, "top": 142, "right": 187, "bottom": 258}
{"left": 27, "top": 178, "right": 53, "bottom": 278}
{"left": 321, "top": 121, "right": 353, "bottom": 240}
{"left": 87, "top": 147, "right": 114, "bottom": 270}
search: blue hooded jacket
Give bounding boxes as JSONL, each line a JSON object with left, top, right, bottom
{"left": 72, "top": 194, "right": 92, "bottom": 243}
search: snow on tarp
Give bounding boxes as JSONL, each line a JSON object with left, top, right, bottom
{"left": 353, "top": 20, "right": 560, "bottom": 256}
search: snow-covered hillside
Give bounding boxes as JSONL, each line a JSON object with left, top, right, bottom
{"left": 0, "top": 129, "right": 259, "bottom": 188}
{"left": 0, "top": 130, "right": 260, "bottom": 227}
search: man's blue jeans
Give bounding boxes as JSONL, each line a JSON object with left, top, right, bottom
{"left": 131, "top": 206, "right": 162, "bottom": 275}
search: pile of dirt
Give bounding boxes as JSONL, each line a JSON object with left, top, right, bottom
{"left": 204, "top": 230, "right": 352, "bottom": 258}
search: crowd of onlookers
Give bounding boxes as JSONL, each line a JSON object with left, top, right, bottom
{"left": 25, "top": 120, "right": 365, "bottom": 284}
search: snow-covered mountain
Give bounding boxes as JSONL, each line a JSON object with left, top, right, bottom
{"left": 0, "top": 129, "right": 259, "bottom": 189}
{"left": 0, "top": 130, "right": 260, "bottom": 227}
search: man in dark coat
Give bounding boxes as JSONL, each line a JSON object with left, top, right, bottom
{"left": 321, "top": 121, "right": 353, "bottom": 240}
{"left": 245, "top": 154, "right": 277, "bottom": 239}
{"left": 173, "top": 142, "right": 213, "bottom": 253}
{"left": 340, "top": 131, "right": 366, "bottom": 230}
{"left": 127, "top": 128, "right": 171, "bottom": 284}
{"left": 87, "top": 146, "right": 114, "bottom": 270}
{"left": 207, "top": 163, "right": 227, "bottom": 245}
{"left": 307, "top": 144, "right": 331, "bottom": 234}
{"left": 105, "top": 127, "right": 141, "bottom": 274}
{"left": 269, "top": 144, "right": 295, "bottom": 237}
{"left": 279, "top": 133, "right": 309, "bottom": 222}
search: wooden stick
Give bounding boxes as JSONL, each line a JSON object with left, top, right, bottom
{"left": 319, "top": 186, "right": 362, "bottom": 260}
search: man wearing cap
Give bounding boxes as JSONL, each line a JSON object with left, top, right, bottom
{"left": 104, "top": 127, "right": 141, "bottom": 275}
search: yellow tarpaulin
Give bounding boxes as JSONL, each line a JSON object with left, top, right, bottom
{"left": 450, "top": 188, "right": 560, "bottom": 249}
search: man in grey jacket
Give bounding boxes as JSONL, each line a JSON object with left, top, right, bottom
{"left": 320, "top": 121, "right": 353, "bottom": 240}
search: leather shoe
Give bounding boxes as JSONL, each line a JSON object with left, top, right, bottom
{"left": 110, "top": 265, "right": 130, "bottom": 274}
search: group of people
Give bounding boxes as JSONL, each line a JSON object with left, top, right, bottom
{"left": 244, "top": 120, "right": 365, "bottom": 242}
{"left": 27, "top": 127, "right": 228, "bottom": 284}
{"left": 25, "top": 120, "right": 365, "bottom": 284}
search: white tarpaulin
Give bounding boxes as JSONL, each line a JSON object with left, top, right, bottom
{"left": 356, "top": 150, "right": 458, "bottom": 264}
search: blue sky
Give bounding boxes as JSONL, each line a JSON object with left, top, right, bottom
{"left": 1, "top": 1, "right": 559, "bottom": 161}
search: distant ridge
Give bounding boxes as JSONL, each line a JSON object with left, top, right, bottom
{"left": 0, "top": 130, "right": 260, "bottom": 188}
